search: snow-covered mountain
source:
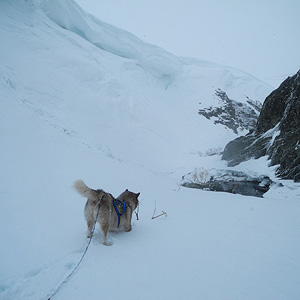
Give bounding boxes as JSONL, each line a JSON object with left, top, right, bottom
{"left": 1, "top": 1, "right": 299, "bottom": 300}
{"left": 0, "top": 0, "right": 272, "bottom": 173}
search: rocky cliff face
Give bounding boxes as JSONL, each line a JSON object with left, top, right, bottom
{"left": 199, "top": 89, "right": 261, "bottom": 134}
{"left": 222, "top": 70, "right": 300, "bottom": 182}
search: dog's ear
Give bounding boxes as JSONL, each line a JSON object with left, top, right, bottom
{"left": 136, "top": 192, "right": 140, "bottom": 198}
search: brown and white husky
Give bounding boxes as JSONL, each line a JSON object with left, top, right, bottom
{"left": 73, "top": 180, "right": 139, "bottom": 245}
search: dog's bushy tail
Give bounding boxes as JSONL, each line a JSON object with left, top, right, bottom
{"left": 73, "top": 180, "right": 102, "bottom": 201}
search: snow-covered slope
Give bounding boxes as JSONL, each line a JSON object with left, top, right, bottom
{"left": 1, "top": 1, "right": 299, "bottom": 300}
{"left": 41, "top": 0, "right": 183, "bottom": 80}
{"left": 0, "top": 0, "right": 273, "bottom": 172}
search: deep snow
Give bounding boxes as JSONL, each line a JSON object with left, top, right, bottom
{"left": 0, "top": 1, "right": 299, "bottom": 300}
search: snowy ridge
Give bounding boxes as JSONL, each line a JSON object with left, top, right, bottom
{"left": 1, "top": 1, "right": 300, "bottom": 300}
{"left": 179, "top": 57, "right": 272, "bottom": 103}
{"left": 40, "top": 0, "right": 183, "bottom": 80}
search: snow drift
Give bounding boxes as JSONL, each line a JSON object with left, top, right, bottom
{"left": 41, "top": 0, "right": 183, "bottom": 80}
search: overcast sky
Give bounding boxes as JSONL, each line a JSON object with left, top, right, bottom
{"left": 75, "top": 0, "right": 300, "bottom": 88}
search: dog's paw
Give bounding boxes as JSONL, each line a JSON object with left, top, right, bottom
{"left": 102, "top": 241, "right": 113, "bottom": 246}
{"left": 125, "top": 226, "right": 132, "bottom": 232}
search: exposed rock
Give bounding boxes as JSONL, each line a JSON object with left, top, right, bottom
{"left": 198, "top": 89, "right": 261, "bottom": 134}
{"left": 222, "top": 70, "right": 300, "bottom": 182}
{"left": 181, "top": 169, "right": 274, "bottom": 198}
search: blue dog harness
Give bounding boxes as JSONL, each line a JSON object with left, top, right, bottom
{"left": 113, "top": 198, "right": 126, "bottom": 227}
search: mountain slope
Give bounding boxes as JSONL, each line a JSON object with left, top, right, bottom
{"left": 0, "top": 0, "right": 273, "bottom": 173}
{"left": 1, "top": 1, "right": 299, "bottom": 300}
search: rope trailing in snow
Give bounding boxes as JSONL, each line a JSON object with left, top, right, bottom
{"left": 47, "top": 194, "right": 105, "bottom": 300}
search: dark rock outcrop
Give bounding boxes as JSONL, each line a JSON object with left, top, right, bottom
{"left": 198, "top": 89, "right": 261, "bottom": 134}
{"left": 182, "top": 169, "right": 274, "bottom": 198}
{"left": 222, "top": 70, "right": 300, "bottom": 182}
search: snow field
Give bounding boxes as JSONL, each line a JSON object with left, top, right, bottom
{"left": 0, "top": 1, "right": 299, "bottom": 299}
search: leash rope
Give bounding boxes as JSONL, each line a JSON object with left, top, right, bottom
{"left": 47, "top": 194, "right": 104, "bottom": 300}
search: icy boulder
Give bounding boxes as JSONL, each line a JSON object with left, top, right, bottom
{"left": 182, "top": 168, "right": 273, "bottom": 198}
